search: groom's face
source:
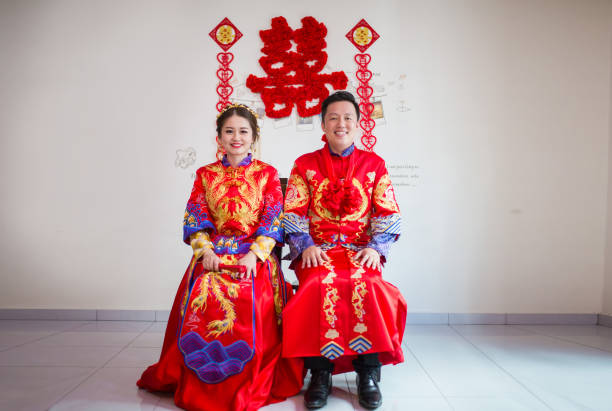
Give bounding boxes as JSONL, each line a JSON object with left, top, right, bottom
{"left": 321, "top": 101, "right": 359, "bottom": 154}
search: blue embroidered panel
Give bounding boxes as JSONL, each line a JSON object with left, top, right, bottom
{"left": 254, "top": 202, "right": 283, "bottom": 242}
{"left": 179, "top": 332, "right": 254, "bottom": 384}
{"left": 183, "top": 202, "right": 215, "bottom": 243}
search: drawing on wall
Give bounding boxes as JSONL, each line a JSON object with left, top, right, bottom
{"left": 296, "top": 116, "right": 314, "bottom": 131}
{"left": 176, "top": 147, "right": 197, "bottom": 169}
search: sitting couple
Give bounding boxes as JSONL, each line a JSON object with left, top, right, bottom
{"left": 137, "top": 91, "right": 407, "bottom": 411}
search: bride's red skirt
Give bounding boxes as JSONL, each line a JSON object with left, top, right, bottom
{"left": 137, "top": 256, "right": 303, "bottom": 411}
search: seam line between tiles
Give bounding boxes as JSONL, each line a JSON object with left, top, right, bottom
{"left": 47, "top": 321, "right": 157, "bottom": 409}
{"left": 402, "top": 340, "right": 455, "bottom": 410}
{"left": 0, "top": 321, "right": 91, "bottom": 353}
{"left": 449, "top": 325, "right": 554, "bottom": 411}
{"left": 509, "top": 325, "right": 612, "bottom": 354}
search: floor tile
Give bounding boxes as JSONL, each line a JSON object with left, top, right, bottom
{"left": 146, "top": 322, "right": 169, "bottom": 333}
{"left": 0, "top": 343, "right": 121, "bottom": 367}
{"left": 49, "top": 367, "right": 159, "bottom": 411}
{"left": 513, "top": 325, "right": 612, "bottom": 352}
{"left": 104, "top": 347, "right": 161, "bottom": 368}
{"left": 153, "top": 393, "right": 180, "bottom": 410}
{"left": 73, "top": 321, "right": 152, "bottom": 333}
{"left": 36, "top": 331, "right": 140, "bottom": 347}
{"left": 0, "top": 320, "right": 86, "bottom": 332}
{"left": 129, "top": 332, "right": 164, "bottom": 348}
{"left": 454, "top": 325, "right": 612, "bottom": 411}
{"left": 403, "top": 326, "right": 546, "bottom": 409}
{"left": 447, "top": 396, "right": 549, "bottom": 411}
{"left": 345, "top": 345, "right": 441, "bottom": 398}
{"left": 0, "top": 331, "right": 58, "bottom": 349}
{"left": 0, "top": 366, "right": 95, "bottom": 411}
{"left": 355, "top": 397, "right": 452, "bottom": 411}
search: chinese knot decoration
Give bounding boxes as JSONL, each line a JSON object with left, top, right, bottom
{"left": 209, "top": 18, "right": 242, "bottom": 112}
{"left": 247, "top": 16, "right": 348, "bottom": 119}
{"left": 346, "top": 19, "right": 380, "bottom": 151}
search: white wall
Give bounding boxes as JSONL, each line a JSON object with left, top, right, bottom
{"left": 604, "top": 27, "right": 612, "bottom": 317}
{"left": 1, "top": 0, "right": 611, "bottom": 312}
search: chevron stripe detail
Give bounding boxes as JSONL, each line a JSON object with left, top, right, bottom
{"left": 349, "top": 336, "right": 372, "bottom": 354}
{"left": 320, "top": 341, "right": 344, "bottom": 360}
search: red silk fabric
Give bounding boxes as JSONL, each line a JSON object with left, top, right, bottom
{"left": 282, "top": 248, "right": 407, "bottom": 374}
{"left": 138, "top": 258, "right": 303, "bottom": 411}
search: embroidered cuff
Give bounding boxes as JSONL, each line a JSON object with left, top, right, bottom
{"left": 286, "top": 232, "right": 315, "bottom": 261}
{"left": 190, "top": 231, "right": 214, "bottom": 258}
{"left": 249, "top": 235, "right": 276, "bottom": 262}
{"left": 366, "top": 233, "right": 396, "bottom": 258}
{"left": 370, "top": 213, "right": 401, "bottom": 236}
{"left": 283, "top": 212, "right": 310, "bottom": 234}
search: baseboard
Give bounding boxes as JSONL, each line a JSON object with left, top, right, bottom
{"left": 407, "top": 312, "right": 598, "bottom": 325}
{"left": 0, "top": 309, "right": 171, "bottom": 322}
{"left": 598, "top": 314, "right": 612, "bottom": 328}
{"left": 0, "top": 309, "right": 602, "bottom": 325}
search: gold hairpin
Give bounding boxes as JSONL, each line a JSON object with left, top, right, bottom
{"left": 216, "top": 102, "right": 260, "bottom": 135}
{"left": 216, "top": 103, "right": 259, "bottom": 120}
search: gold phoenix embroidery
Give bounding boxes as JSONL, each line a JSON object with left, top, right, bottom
{"left": 285, "top": 171, "right": 309, "bottom": 210}
{"left": 373, "top": 174, "right": 400, "bottom": 213}
{"left": 351, "top": 280, "right": 368, "bottom": 321}
{"left": 190, "top": 272, "right": 240, "bottom": 337}
{"left": 203, "top": 162, "right": 268, "bottom": 235}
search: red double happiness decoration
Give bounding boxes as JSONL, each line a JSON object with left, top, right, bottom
{"left": 247, "top": 16, "right": 348, "bottom": 119}
{"left": 346, "top": 19, "right": 380, "bottom": 151}
{"left": 210, "top": 18, "right": 242, "bottom": 112}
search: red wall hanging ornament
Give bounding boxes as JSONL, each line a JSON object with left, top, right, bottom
{"left": 210, "top": 18, "right": 242, "bottom": 113}
{"left": 210, "top": 18, "right": 242, "bottom": 160}
{"left": 247, "top": 16, "right": 348, "bottom": 119}
{"left": 346, "top": 19, "right": 379, "bottom": 151}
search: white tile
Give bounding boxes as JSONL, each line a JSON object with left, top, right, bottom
{"left": 145, "top": 322, "right": 169, "bottom": 333}
{"left": 403, "top": 326, "right": 543, "bottom": 406}
{"left": 154, "top": 393, "right": 181, "bottom": 410}
{"left": 130, "top": 332, "right": 164, "bottom": 348}
{"left": 105, "top": 347, "right": 161, "bottom": 368}
{"left": 447, "top": 396, "right": 549, "bottom": 411}
{"left": 49, "top": 367, "right": 159, "bottom": 411}
{"left": 36, "top": 331, "right": 140, "bottom": 347}
{"left": 0, "top": 366, "right": 95, "bottom": 411}
{"left": 512, "top": 325, "right": 612, "bottom": 352}
{"left": 0, "top": 331, "right": 57, "bottom": 348}
{"left": 355, "top": 397, "right": 452, "bottom": 411}
{"left": 73, "top": 321, "right": 152, "bottom": 332}
{"left": 0, "top": 320, "right": 86, "bottom": 332}
{"left": 454, "top": 325, "right": 612, "bottom": 411}
{"left": 0, "top": 343, "right": 121, "bottom": 367}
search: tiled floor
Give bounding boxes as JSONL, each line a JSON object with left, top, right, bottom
{"left": 1, "top": 321, "right": 611, "bottom": 410}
